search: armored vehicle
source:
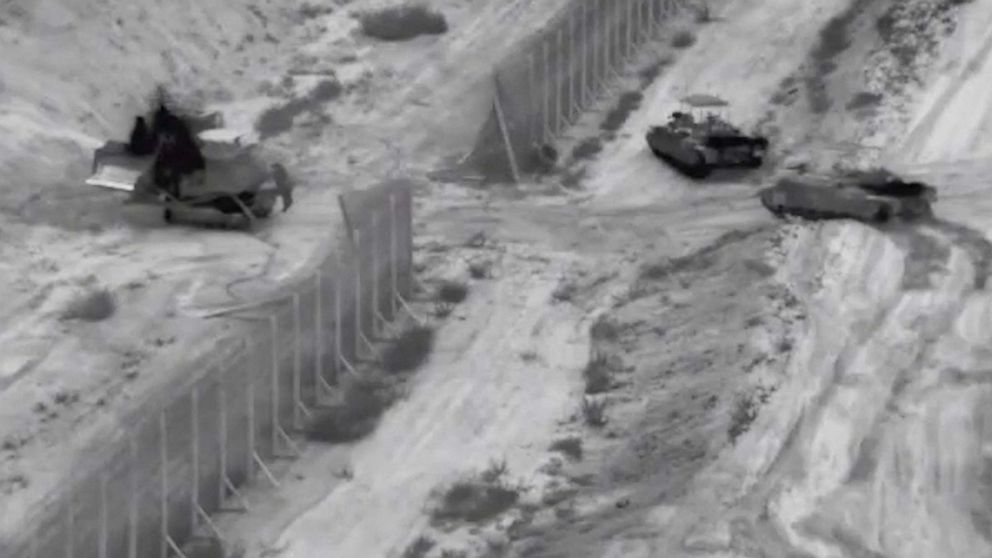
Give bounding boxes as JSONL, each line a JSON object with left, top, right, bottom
{"left": 86, "top": 103, "right": 293, "bottom": 229}
{"left": 759, "top": 169, "right": 936, "bottom": 223}
{"left": 645, "top": 94, "right": 769, "bottom": 179}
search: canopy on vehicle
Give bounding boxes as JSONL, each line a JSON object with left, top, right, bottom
{"left": 680, "top": 93, "right": 729, "bottom": 108}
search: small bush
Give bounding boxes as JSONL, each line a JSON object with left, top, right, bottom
{"left": 583, "top": 353, "right": 613, "bottom": 395}
{"left": 571, "top": 137, "right": 603, "bottom": 161}
{"left": 382, "top": 325, "right": 436, "bottom": 373}
{"left": 695, "top": 1, "right": 713, "bottom": 22}
{"left": 552, "top": 279, "right": 578, "bottom": 303}
{"left": 846, "top": 91, "right": 883, "bottom": 110}
{"left": 61, "top": 288, "right": 115, "bottom": 322}
{"left": 359, "top": 5, "right": 448, "bottom": 42}
{"left": 481, "top": 458, "right": 509, "bottom": 484}
{"left": 638, "top": 57, "right": 671, "bottom": 88}
{"left": 590, "top": 315, "right": 620, "bottom": 342}
{"left": 437, "top": 280, "right": 469, "bottom": 305}
{"left": 728, "top": 393, "right": 758, "bottom": 443}
{"left": 600, "top": 91, "right": 643, "bottom": 132}
{"left": 549, "top": 437, "right": 583, "bottom": 461}
{"left": 581, "top": 397, "right": 607, "bottom": 427}
{"left": 671, "top": 29, "right": 696, "bottom": 48}
{"left": 468, "top": 259, "right": 493, "bottom": 279}
{"left": 306, "top": 376, "right": 395, "bottom": 442}
{"left": 255, "top": 78, "right": 341, "bottom": 138}
{"left": 431, "top": 465, "right": 521, "bottom": 524}
{"left": 402, "top": 536, "right": 436, "bottom": 558}
{"left": 300, "top": 2, "right": 334, "bottom": 19}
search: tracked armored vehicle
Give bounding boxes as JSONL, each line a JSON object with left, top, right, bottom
{"left": 645, "top": 94, "right": 769, "bottom": 179}
{"left": 86, "top": 102, "right": 293, "bottom": 229}
{"left": 759, "top": 169, "right": 936, "bottom": 223}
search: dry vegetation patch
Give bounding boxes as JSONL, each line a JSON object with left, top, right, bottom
{"left": 306, "top": 375, "right": 398, "bottom": 442}
{"left": 382, "top": 325, "right": 436, "bottom": 373}
{"left": 430, "top": 460, "right": 523, "bottom": 525}
{"left": 61, "top": 288, "right": 115, "bottom": 322}
{"left": 256, "top": 78, "right": 341, "bottom": 138}
{"left": 358, "top": 4, "right": 448, "bottom": 42}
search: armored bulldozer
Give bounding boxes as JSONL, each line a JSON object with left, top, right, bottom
{"left": 86, "top": 102, "right": 293, "bottom": 229}
{"left": 646, "top": 111, "right": 769, "bottom": 179}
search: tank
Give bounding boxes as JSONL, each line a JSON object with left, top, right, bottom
{"left": 645, "top": 111, "right": 769, "bottom": 178}
{"left": 759, "top": 172, "right": 936, "bottom": 223}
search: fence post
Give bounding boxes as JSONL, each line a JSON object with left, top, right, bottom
{"left": 371, "top": 210, "right": 381, "bottom": 335}
{"left": 313, "top": 269, "right": 332, "bottom": 400}
{"left": 217, "top": 367, "right": 249, "bottom": 512}
{"left": 626, "top": 0, "right": 634, "bottom": 60}
{"left": 542, "top": 38, "right": 551, "bottom": 142}
{"left": 334, "top": 249, "right": 343, "bottom": 381}
{"left": 613, "top": 0, "right": 622, "bottom": 72}
{"left": 592, "top": 0, "right": 601, "bottom": 95}
{"left": 600, "top": 0, "right": 611, "bottom": 90}
{"left": 218, "top": 379, "right": 228, "bottom": 505}
{"left": 291, "top": 294, "right": 308, "bottom": 429}
{"left": 159, "top": 411, "right": 168, "bottom": 558}
{"left": 555, "top": 27, "right": 564, "bottom": 136}
{"left": 99, "top": 472, "right": 108, "bottom": 558}
{"left": 269, "top": 316, "right": 279, "bottom": 453}
{"left": 64, "top": 488, "right": 74, "bottom": 558}
{"left": 527, "top": 53, "right": 538, "bottom": 148}
{"left": 566, "top": 8, "right": 575, "bottom": 124}
{"left": 353, "top": 229, "right": 363, "bottom": 359}
{"left": 389, "top": 194, "right": 399, "bottom": 319}
{"left": 128, "top": 437, "right": 137, "bottom": 558}
{"left": 578, "top": 2, "right": 589, "bottom": 109}
{"left": 191, "top": 387, "right": 200, "bottom": 533}
{"left": 493, "top": 75, "right": 522, "bottom": 183}
{"left": 246, "top": 358, "right": 256, "bottom": 483}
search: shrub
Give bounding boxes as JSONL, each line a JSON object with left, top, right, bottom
{"left": 600, "top": 91, "right": 643, "bottom": 132}
{"left": 728, "top": 393, "right": 757, "bottom": 443}
{"left": 61, "top": 288, "right": 115, "bottom": 322}
{"left": 581, "top": 397, "right": 607, "bottom": 427}
{"left": 300, "top": 2, "right": 334, "bottom": 19}
{"left": 549, "top": 437, "right": 583, "bottom": 462}
{"left": 695, "top": 1, "right": 713, "bottom": 22}
{"left": 846, "top": 91, "right": 883, "bottom": 110}
{"left": 638, "top": 56, "right": 672, "bottom": 88}
{"left": 402, "top": 536, "right": 436, "bottom": 558}
{"left": 437, "top": 280, "right": 469, "bottom": 305}
{"left": 468, "top": 259, "right": 492, "bottom": 279}
{"left": 583, "top": 353, "right": 613, "bottom": 394}
{"left": 571, "top": 137, "right": 603, "bottom": 161}
{"left": 306, "top": 376, "right": 395, "bottom": 442}
{"left": 255, "top": 78, "right": 341, "bottom": 138}
{"left": 431, "top": 462, "right": 520, "bottom": 524}
{"left": 590, "top": 315, "right": 620, "bottom": 342}
{"left": 671, "top": 29, "right": 696, "bottom": 48}
{"left": 382, "top": 325, "right": 436, "bottom": 373}
{"left": 359, "top": 5, "right": 448, "bottom": 42}
{"left": 551, "top": 279, "right": 578, "bottom": 303}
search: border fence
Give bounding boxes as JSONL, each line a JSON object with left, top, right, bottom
{"left": 6, "top": 179, "right": 417, "bottom": 558}
{"left": 466, "top": 0, "right": 693, "bottom": 182}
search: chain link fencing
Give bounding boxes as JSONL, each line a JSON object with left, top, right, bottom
{"left": 4, "top": 179, "right": 417, "bottom": 558}
{"left": 465, "top": 0, "right": 693, "bottom": 182}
